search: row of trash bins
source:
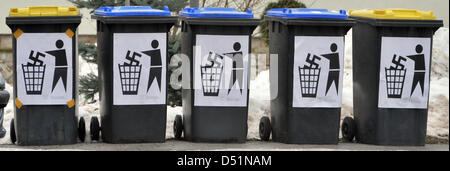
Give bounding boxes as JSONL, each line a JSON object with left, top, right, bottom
{"left": 0, "top": 6, "right": 443, "bottom": 146}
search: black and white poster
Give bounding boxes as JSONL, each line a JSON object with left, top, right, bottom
{"left": 113, "top": 33, "right": 166, "bottom": 105}
{"left": 16, "top": 33, "right": 73, "bottom": 105}
{"left": 292, "top": 36, "right": 344, "bottom": 108}
{"left": 378, "top": 37, "right": 431, "bottom": 109}
{"left": 194, "top": 35, "right": 249, "bottom": 107}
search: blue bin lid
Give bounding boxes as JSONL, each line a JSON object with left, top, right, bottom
{"left": 94, "top": 6, "right": 171, "bottom": 16}
{"left": 266, "top": 8, "right": 348, "bottom": 19}
{"left": 180, "top": 7, "right": 254, "bottom": 18}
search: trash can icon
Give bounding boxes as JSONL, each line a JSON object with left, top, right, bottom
{"left": 299, "top": 67, "right": 321, "bottom": 98}
{"left": 118, "top": 64, "right": 142, "bottom": 95}
{"left": 200, "top": 52, "right": 225, "bottom": 96}
{"left": 341, "top": 9, "right": 443, "bottom": 146}
{"left": 21, "top": 64, "right": 46, "bottom": 95}
{"left": 6, "top": 6, "right": 85, "bottom": 145}
{"left": 200, "top": 65, "right": 223, "bottom": 96}
{"left": 384, "top": 67, "right": 406, "bottom": 98}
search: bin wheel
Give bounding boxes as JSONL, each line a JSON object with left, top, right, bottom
{"left": 90, "top": 116, "right": 101, "bottom": 141}
{"left": 0, "top": 127, "right": 5, "bottom": 139}
{"left": 174, "top": 115, "right": 183, "bottom": 139}
{"left": 78, "top": 117, "right": 86, "bottom": 142}
{"left": 0, "top": 109, "right": 5, "bottom": 139}
{"left": 10, "top": 118, "right": 16, "bottom": 144}
{"left": 342, "top": 117, "right": 356, "bottom": 142}
{"left": 259, "top": 116, "right": 271, "bottom": 141}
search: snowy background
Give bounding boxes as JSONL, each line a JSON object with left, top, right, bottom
{"left": 1, "top": 28, "right": 448, "bottom": 144}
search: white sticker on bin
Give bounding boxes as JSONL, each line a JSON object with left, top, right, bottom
{"left": 193, "top": 34, "right": 249, "bottom": 107}
{"left": 16, "top": 33, "right": 73, "bottom": 105}
{"left": 292, "top": 36, "right": 344, "bottom": 108}
{"left": 378, "top": 37, "right": 431, "bottom": 109}
{"left": 113, "top": 33, "right": 167, "bottom": 105}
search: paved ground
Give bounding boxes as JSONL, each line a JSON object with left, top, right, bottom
{"left": 0, "top": 140, "right": 448, "bottom": 151}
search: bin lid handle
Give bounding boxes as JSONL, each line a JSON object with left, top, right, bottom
{"left": 9, "top": 6, "right": 80, "bottom": 17}
{"left": 94, "top": 6, "right": 171, "bottom": 16}
{"left": 349, "top": 9, "right": 436, "bottom": 20}
{"left": 180, "top": 7, "right": 254, "bottom": 18}
{"left": 266, "top": 8, "right": 348, "bottom": 19}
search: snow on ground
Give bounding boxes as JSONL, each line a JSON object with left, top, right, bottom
{"left": 166, "top": 106, "right": 182, "bottom": 139}
{"left": 248, "top": 70, "right": 271, "bottom": 139}
{"left": 78, "top": 53, "right": 98, "bottom": 77}
{"left": 0, "top": 28, "right": 448, "bottom": 145}
{"left": 427, "top": 27, "right": 449, "bottom": 137}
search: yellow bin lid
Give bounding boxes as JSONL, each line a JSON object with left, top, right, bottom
{"left": 349, "top": 9, "right": 436, "bottom": 20}
{"left": 9, "top": 6, "right": 80, "bottom": 17}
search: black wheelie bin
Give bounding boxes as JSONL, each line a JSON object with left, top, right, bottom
{"left": 6, "top": 6, "right": 85, "bottom": 145}
{"left": 259, "top": 8, "right": 353, "bottom": 144}
{"left": 173, "top": 7, "right": 259, "bottom": 143}
{"left": 341, "top": 9, "right": 443, "bottom": 146}
{"left": 91, "top": 6, "right": 176, "bottom": 143}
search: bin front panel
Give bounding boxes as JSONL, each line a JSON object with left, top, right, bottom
{"left": 377, "top": 37, "right": 431, "bottom": 109}
{"left": 112, "top": 33, "right": 166, "bottom": 105}
{"left": 15, "top": 32, "right": 74, "bottom": 105}
{"left": 292, "top": 36, "right": 344, "bottom": 108}
{"left": 193, "top": 34, "right": 249, "bottom": 107}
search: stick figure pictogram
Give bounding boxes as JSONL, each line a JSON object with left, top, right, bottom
{"left": 46, "top": 39, "right": 68, "bottom": 92}
{"left": 141, "top": 40, "right": 163, "bottom": 92}
{"left": 223, "top": 42, "right": 244, "bottom": 95}
{"left": 405, "top": 44, "right": 426, "bottom": 96}
{"left": 321, "top": 43, "right": 340, "bottom": 95}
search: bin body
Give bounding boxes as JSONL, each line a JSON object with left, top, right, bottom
{"left": 267, "top": 9, "right": 353, "bottom": 144}
{"left": 6, "top": 6, "right": 81, "bottom": 145}
{"left": 180, "top": 8, "right": 259, "bottom": 142}
{"left": 350, "top": 9, "right": 443, "bottom": 146}
{"left": 93, "top": 6, "right": 176, "bottom": 143}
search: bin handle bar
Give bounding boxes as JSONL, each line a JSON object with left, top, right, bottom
{"left": 349, "top": 9, "right": 436, "bottom": 20}
{"left": 9, "top": 6, "right": 79, "bottom": 17}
